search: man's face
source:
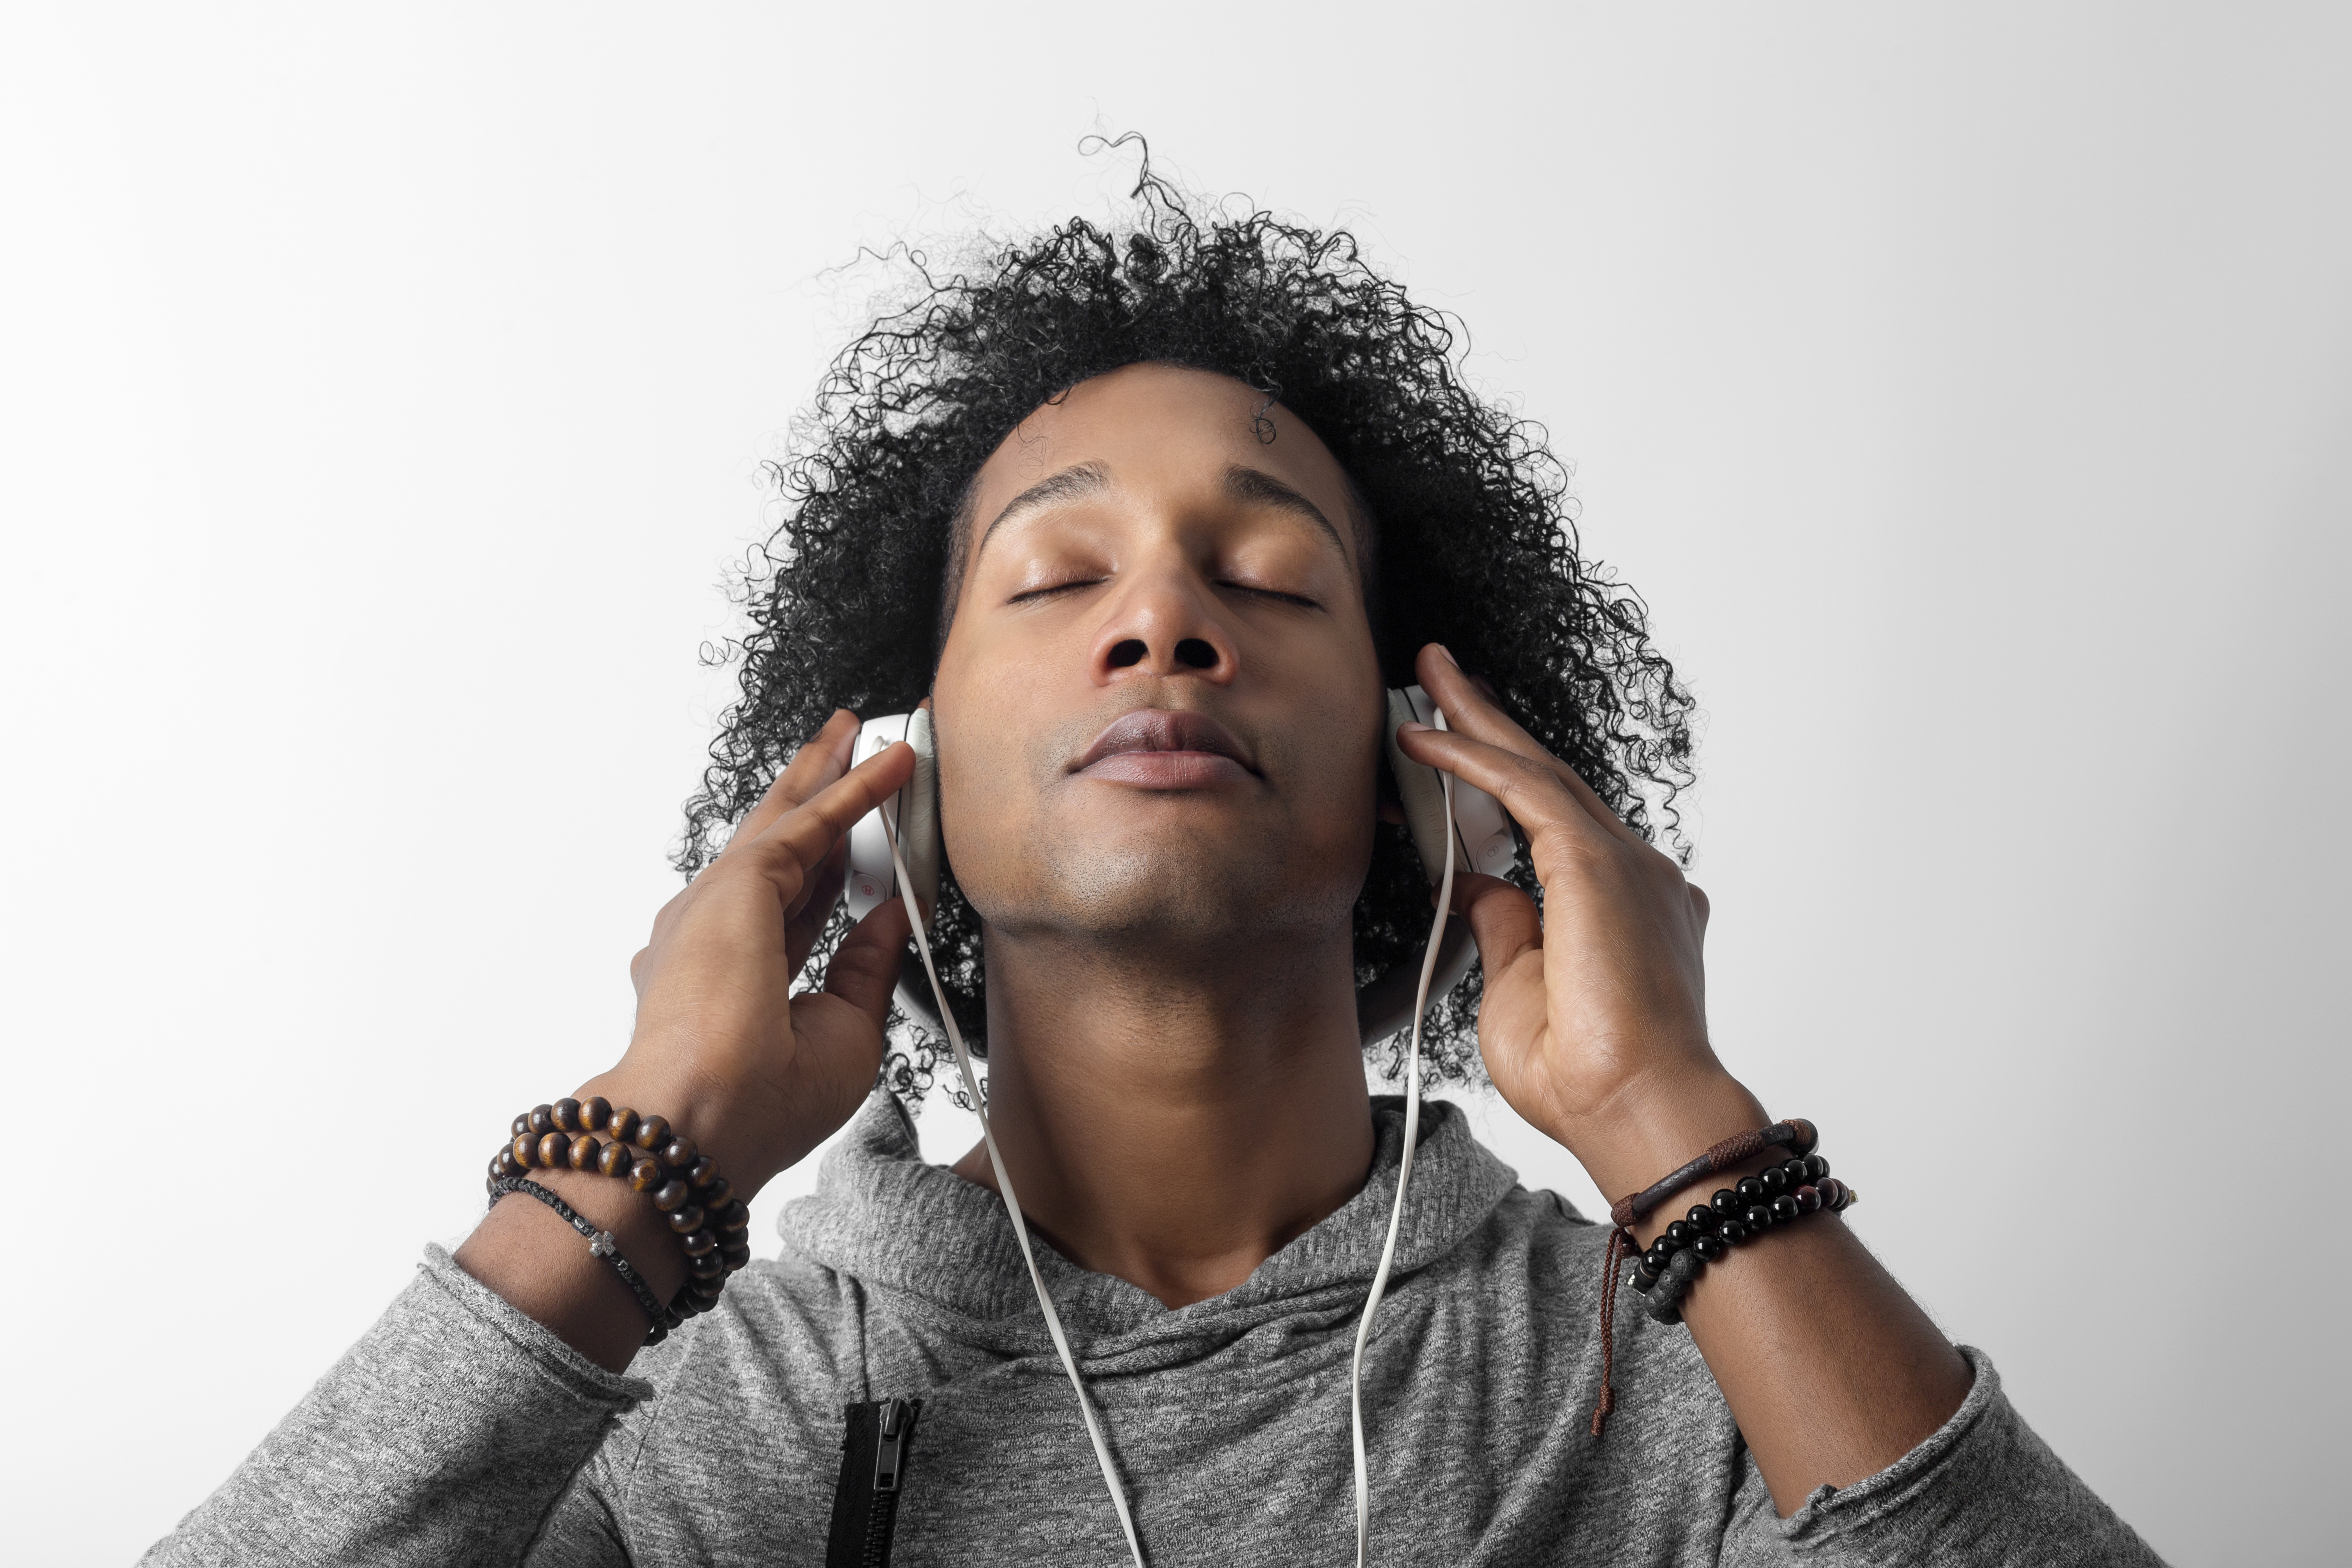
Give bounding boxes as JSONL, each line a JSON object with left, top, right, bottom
{"left": 931, "top": 363, "right": 1385, "bottom": 961}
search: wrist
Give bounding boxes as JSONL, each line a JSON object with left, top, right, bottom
{"left": 570, "top": 1064, "right": 796, "bottom": 1201}
{"left": 486, "top": 1163, "right": 695, "bottom": 1297}
{"left": 1540, "top": 1066, "right": 1772, "bottom": 1231}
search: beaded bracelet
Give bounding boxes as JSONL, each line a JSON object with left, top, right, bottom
{"left": 1625, "top": 1155, "right": 1857, "bottom": 1324}
{"left": 1589, "top": 1118, "right": 1848, "bottom": 1437}
{"left": 1606, "top": 1117, "right": 1818, "bottom": 1233}
{"left": 488, "top": 1177, "right": 683, "bottom": 1340}
{"left": 482, "top": 1096, "right": 754, "bottom": 1341}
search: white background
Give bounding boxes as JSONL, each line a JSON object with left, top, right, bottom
{"left": 3, "top": 5, "right": 2345, "bottom": 1563}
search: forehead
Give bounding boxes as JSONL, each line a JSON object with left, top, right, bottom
{"left": 960, "top": 363, "right": 1361, "bottom": 568}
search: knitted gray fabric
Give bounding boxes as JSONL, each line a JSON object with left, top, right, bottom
{"left": 146, "top": 1091, "right": 2162, "bottom": 1566}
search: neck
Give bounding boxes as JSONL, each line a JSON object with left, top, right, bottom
{"left": 951, "top": 923, "right": 1374, "bottom": 1308}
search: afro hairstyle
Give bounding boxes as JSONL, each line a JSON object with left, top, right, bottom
{"left": 678, "top": 143, "right": 1696, "bottom": 1104}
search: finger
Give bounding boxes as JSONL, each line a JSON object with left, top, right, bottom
{"left": 1415, "top": 644, "right": 1546, "bottom": 752}
{"left": 822, "top": 895, "right": 914, "bottom": 1032}
{"left": 740, "top": 740, "right": 917, "bottom": 886}
{"left": 730, "top": 707, "right": 861, "bottom": 852}
{"left": 1539, "top": 742, "right": 1645, "bottom": 846}
{"left": 1453, "top": 873, "right": 1552, "bottom": 1078}
{"left": 785, "top": 835, "right": 851, "bottom": 978}
{"left": 1452, "top": 871, "right": 1542, "bottom": 974}
{"left": 1413, "top": 645, "right": 1639, "bottom": 845}
{"left": 719, "top": 709, "right": 863, "bottom": 862}
{"left": 1393, "top": 722, "right": 1622, "bottom": 868}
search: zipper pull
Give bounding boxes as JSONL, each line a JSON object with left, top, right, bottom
{"left": 873, "top": 1398, "right": 907, "bottom": 1494}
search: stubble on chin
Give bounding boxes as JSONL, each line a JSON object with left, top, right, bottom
{"left": 986, "top": 795, "right": 1366, "bottom": 959}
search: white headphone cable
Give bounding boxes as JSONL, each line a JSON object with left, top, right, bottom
{"left": 882, "top": 799, "right": 1149, "bottom": 1568}
{"left": 875, "top": 714, "right": 1459, "bottom": 1568}
{"left": 1350, "top": 710, "right": 1456, "bottom": 1568}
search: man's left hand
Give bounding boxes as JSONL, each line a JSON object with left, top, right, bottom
{"left": 1391, "top": 643, "right": 1766, "bottom": 1201}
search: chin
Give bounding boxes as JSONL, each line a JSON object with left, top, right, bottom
{"left": 1002, "top": 831, "right": 1364, "bottom": 954}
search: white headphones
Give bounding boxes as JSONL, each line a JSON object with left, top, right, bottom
{"left": 841, "top": 688, "right": 1509, "bottom": 1568}
{"left": 844, "top": 687, "right": 1516, "bottom": 1043}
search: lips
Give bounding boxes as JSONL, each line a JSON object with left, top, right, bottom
{"left": 1073, "top": 708, "right": 1257, "bottom": 787}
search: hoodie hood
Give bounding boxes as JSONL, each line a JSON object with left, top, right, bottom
{"left": 776, "top": 1088, "right": 1524, "bottom": 1365}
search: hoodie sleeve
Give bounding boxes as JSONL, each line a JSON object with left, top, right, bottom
{"left": 140, "top": 1246, "right": 647, "bottom": 1568}
{"left": 1717, "top": 1348, "right": 2165, "bottom": 1567}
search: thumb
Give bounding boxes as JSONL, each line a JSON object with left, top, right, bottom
{"left": 1453, "top": 872, "right": 1551, "bottom": 1101}
{"left": 822, "top": 897, "right": 915, "bottom": 1032}
{"left": 1454, "top": 871, "right": 1542, "bottom": 975}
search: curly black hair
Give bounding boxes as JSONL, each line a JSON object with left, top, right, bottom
{"left": 679, "top": 143, "right": 1695, "bottom": 1102}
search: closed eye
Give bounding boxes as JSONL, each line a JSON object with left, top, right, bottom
{"left": 1219, "top": 581, "right": 1324, "bottom": 610}
{"left": 1005, "top": 577, "right": 1108, "bottom": 605}
{"left": 1005, "top": 578, "right": 1322, "bottom": 609}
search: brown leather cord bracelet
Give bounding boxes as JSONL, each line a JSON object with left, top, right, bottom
{"left": 484, "top": 1097, "right": 754, "bottom": 1341}
{"left": 1606, "top": 1118, "right": 1818, "bottom": 1233}
{"left": 1589, "top": 1118, "right": 1836, "bottom": 1437}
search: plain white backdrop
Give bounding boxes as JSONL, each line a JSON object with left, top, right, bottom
{"left": 3, "top": 5, "right": 2345, "bottom": 1563}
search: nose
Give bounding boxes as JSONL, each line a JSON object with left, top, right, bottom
{"left": 1086, "top": 565, "right": 1238, "bottom": 687}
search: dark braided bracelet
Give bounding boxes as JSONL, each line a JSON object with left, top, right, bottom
{"left": 489, "top": 1177, "right": 683, "bottom": 1342}
{"left": 1606, "top": 1118, "right": 1818, "bottom": 1231}
{"left": 484, "top": 1096, "right": 755, "bottom": 1330}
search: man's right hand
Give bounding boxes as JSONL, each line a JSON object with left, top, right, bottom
{"left": 586, "top": 708, "right": 918, "bottom": 1194}
{"left": 456, "top": 711, "right": 914, "bottom": 1371}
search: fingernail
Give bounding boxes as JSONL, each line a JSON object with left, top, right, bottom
{"left": 1434, "top": 644, "right": 1458, "bottom": 668}
{"left": 1400, "top": 720, "right": 1434, "bottom": 734}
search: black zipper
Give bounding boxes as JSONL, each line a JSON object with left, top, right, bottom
{"left": 826, "top": 1397, "right": 922, "bottom": 1568}
{"left": 864, "top": 1398, "right": 910, "bottom": 1568}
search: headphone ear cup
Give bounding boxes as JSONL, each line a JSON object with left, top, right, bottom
{"left": 1362, "top": 687, "right": 1481, "bottom": 1046}
{"left": 891, "top": 708, "right": 951, "bottom": 1039}
{"left": 901, "top": 708, "right": 941, "bottom": 932}
{"left": 1383, "top": 687, "right": 1454, "bottom": 887}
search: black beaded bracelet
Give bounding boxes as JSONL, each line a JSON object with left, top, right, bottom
{"left": 1590, "top": 1126, "right": 1857, "bottom": 1437}
{"left": 489, "top": 1177, "right": 683, "bottom": 1344}
{"left": 1636, "top": 1247, "right": 1705, "bottom": 1324}
{"left": 1624, "top": 1158, "right": 1858, "bottom": 1324}
{"left": 1626, "top": 1154, "right": 1855, "bottom": 1299}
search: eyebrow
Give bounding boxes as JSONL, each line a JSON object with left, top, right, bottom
{"left": 1219, "top": 464, "right": 1353, "bottom": 571}
{"left": 967, "top": 459, "right": 1355, "bottom": 575}
{"left": 968, "top": 461, "right": 1112, "bottom": 569}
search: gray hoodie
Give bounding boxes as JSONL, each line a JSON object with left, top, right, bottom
{"left": 145, "top": 1092, "right": 2160, "bottom": 1566}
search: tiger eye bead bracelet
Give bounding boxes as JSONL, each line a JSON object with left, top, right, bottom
{"left": 484, "top": 1098, "right": 754, "bottom": 1336}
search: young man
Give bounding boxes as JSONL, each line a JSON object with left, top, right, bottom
{"left": 149, "top": 180, "right": 2159, "bottom": 1565}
